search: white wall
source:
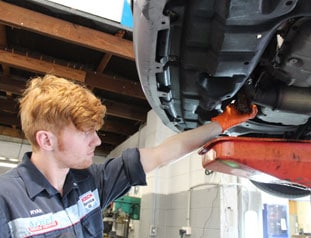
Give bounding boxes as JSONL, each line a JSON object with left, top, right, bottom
{"left": 107, "top": 110, "right": 261, "bottom": 238}
{"left": 0, "top": 136, "right": 31, "bottom": 174}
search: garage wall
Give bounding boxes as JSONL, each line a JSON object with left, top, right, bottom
{"left": 108, "top": 110, "right": 261, "bottom": 238}
{"left": 0, "top": 137, "right": 31, "bottom": 174}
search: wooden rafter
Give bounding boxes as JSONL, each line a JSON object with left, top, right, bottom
{"left": 0, "top": 24, "right": 10, "bottom": 77}
{"left": 0, "top": 50, "right": 145, "bottom": 100}
{"left": 0, "top": 86, "right": 146, "bottom": 122}
{"left": 86, "top": 72, "right": 146, "bottom": 100}
{"left": 0, "top": 1, "right": 135, "bottom": 60}
{"left": 0, "top": 49, "right": 86, "bottom": 81}
{"left": 96, "top": 30, "right": 126, "bottom": 73}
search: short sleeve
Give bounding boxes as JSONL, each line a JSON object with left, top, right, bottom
{"left": 89, "top": 148, "right": 147, "bottom": 207}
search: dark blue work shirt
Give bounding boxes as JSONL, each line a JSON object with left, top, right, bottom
{"left": 0, "top": 148, "right": 146, "bottom": 237}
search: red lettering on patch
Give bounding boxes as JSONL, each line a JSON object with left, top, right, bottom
{"left": 81, "top": 193, "right": 93, "bottom": 202}
{"left": 28, "top": 220, "right": 58, "bottom": 232}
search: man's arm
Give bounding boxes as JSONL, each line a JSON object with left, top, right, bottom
{"left": 0, "top": 207, "right": 11, "bottom": 237}
{"left": 139, "top": 104, "right": 257, "bottom": 173}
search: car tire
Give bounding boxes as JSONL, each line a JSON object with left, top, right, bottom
{"left": 250, "top": 180, "right": 311, "bottom": 199}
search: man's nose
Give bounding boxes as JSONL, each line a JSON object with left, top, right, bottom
{"left": 93, "top": 132, "right": 102, "bottom": 147}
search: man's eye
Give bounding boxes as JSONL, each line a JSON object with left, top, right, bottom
{"left": 83, "top": 131, "right": 90, "bottom": 136}
{"left": 84, "top": 130, "right": 95, "bottom": 136}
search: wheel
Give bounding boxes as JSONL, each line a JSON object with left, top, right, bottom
{"left": 250, "top": 180, "right": 311, "bottom": 199}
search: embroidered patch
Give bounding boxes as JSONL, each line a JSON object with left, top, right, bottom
{"left": 28, "top": 215, "right": 58, "bottom": 232}
{"left": 81, "top": 192, "right": 97, "bottom": 210}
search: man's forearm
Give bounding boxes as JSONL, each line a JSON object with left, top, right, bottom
{"left": 140, "top": 104, "right": 257, "bottom": 173}
{"left": 140, "top": 121, "right": 222, "bottom": 172}
{"left": 160, "top": 121, "right": 222, "bottom": 158}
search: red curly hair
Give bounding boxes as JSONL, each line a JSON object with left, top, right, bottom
{"left": 19, "top": 74, "right": 106, "bottom": 151}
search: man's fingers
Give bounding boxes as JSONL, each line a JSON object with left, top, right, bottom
{"left": 249, "top": 104, "right": 258, "bottom": 119}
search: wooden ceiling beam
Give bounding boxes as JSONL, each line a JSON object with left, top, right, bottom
{"left": 99, "top": 132, "right": 126, "bottom": 146}
{"left": 0, "top": 76, "right": 26, "bottom": 95}
{"left": 101, "top": 119, "right": 137, "bottom": 136}
{"left": 0, "top": 93, "right": 146, "bottom": 122}
{"left": 0, "top": 51, "right": 145, "bottom": 101}
{"left": 96, "top": 54, "right": 112, "bottom": 74}
{"left": 103, "top": 100, "right": 147, "bottom": 122}
{"left": 0, "top": 49, "right": 86, "bottom": 82}
{"left": 0, "top": 24, "right": 11, "bottom": 78}
{"left": 0, "top": 1, "right": 135, "bottom": 60}
{"left": 0, "top": 109, "right": 138, "bottom": 137}
{"left": 0, "top": 124, "right": 117, "bottom": 156}
{"left": 0, "top": 24, "right": 7, "bottom": 46}
{"left": 0, "top": 98, "right": 18, "bottom": 113}
{"left": 0, "top": 111, "right": 20, "bottom": 126}
{"left": 0, "top": 125, "right": 24, "bottom": 139}
{"left": 86, "top": 71, "right": 146, "bottom": 100}
{"left": 0, "top": 110, "right": 137, "bottom": 146}
{"left": 96, "top": 30, "right": 126, "bottom": 73}
{"left": 95, "top": 144, "right": 114, "bottom": 156}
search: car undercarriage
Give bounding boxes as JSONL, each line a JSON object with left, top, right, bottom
{"left": 132, "top": 0, "right": 311, "bottom": 197}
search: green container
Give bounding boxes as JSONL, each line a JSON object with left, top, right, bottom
{"left": 114, "top": 196, "right": 141, "bottom": 220}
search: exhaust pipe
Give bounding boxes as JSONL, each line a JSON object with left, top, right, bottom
{"left": 252, "top": 86, "right": 311, "bottom": 115}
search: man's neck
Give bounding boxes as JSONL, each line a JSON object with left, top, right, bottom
{"left": 30, "top": 151, "right": 69, "bottom": 195}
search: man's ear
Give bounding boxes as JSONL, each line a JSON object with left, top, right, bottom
{"left": 36, "top": 130, "right": 56, "bottom": 151}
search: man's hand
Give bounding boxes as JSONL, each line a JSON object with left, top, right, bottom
{"left": 211, "top": 104, "right": 258, "bottom": 132}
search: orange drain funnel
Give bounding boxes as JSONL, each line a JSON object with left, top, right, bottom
{"left": 199, "top": 137, "right": 311, "bottom": 187}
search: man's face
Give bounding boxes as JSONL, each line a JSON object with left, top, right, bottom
{"left": 53, "top": 123, "right": 102, "bottom": 169}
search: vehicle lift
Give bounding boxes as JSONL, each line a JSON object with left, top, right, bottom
{"left": 198, "top": 137, "right": 311, "bottom": 188}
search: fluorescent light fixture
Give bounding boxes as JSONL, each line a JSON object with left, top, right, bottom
{"left": 0, "top": 156, "right": 19, "bottom": 168}
{"left": 8, "top": 158, "right": 19, "bottom": 163}
{"left": 0, "top": 161, "right": 18, "bottom": 168}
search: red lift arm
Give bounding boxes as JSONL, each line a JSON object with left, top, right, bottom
{"left": 199, "top": 137, "right": 311, "bottom": 188}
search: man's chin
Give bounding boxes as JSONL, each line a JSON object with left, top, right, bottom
{"left": 87, "top": 151, "right": 95, "bottom": 158}
{"left": 77, "top": 157, "right": 93, "bottom": 169}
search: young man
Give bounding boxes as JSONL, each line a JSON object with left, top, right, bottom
{"left": 0, "top": 74, "right": 257, "bottom": 237}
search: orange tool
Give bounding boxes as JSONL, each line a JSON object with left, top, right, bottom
{"left": 199, "top": 137, "right": 311, "bottom": 187}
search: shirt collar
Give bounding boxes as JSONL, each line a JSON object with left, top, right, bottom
{"left": 17, "top": 152, "right": 59, "bottom": 199}
{"left": 17, "top": 152, "right": 90, "bottom": 199}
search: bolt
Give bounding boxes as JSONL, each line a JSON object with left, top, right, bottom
{"left": 288, "top": 57, "right": 301, "bottom": 66}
